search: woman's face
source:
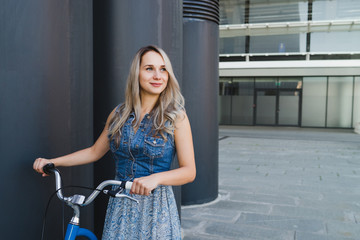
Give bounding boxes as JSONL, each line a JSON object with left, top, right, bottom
{"left": 139, "top": 51, "right": 169, "bottom": 97}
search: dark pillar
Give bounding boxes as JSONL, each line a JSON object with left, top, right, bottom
{"left": 182, "top": 0, "right": 220, "bottom": 205}
{"left": 0, "top": 0, "right": 93, "bottom": 239}
{"left": 93, "top": 0, "right": 183, "bottom": 235}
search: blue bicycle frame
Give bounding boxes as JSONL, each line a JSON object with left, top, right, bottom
{"left": 65, "top": 223, "right": 97, "bottom": 240}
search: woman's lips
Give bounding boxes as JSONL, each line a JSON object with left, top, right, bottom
{"left": 150, "top": 83, "right": 162, "bottom": 87}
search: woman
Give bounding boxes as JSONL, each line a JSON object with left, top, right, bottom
{"left": 33, "top": 45, "right": 196, "bottom": 239}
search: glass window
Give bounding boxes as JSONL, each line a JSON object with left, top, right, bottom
{"left": 313, "top": 0, "right": 360, "bottom": 21}
{"left": 220, "top": 36, "right": 246, "bottom": 54}
{"left": 219, "top": 0, "right": 246, "bottom": 25}
{"left": 249, "top": 1, "right": 308, "bottom": 23}
{"left": 310, "top": 32, "right": 360, "bottom": 53}
{"left": 278, "top": 77, "right": 302, "bottom": 89}
{"left": 354, "top": 77, "right": 360, "bottom": 128}
{"left": 250, "top": 34, "right": 306, "bottom": 53}
{"left": 219, "top": 78, "right": 233, "bottom": 96}
{"left": 302, "top": 77, "right": 327, "bottom": 127}
{"left": 255, "top": 77, "right": 277, "bottom": 89}
{"left": 327, "top": 77, "right": 353, "bottom": 128}
{"left": 279, "top": 90, "right": 300, "bottom": 125}
{"left": 231, "top": 78, "right": 254, "bottom": 125}
{"left": 219, "top": 78, "right": 232, "bottom": 124}
{"left": 255, "top": 89, "right": 276, "bottom": 125}
{"left": 233, "top": 78, "right": 255, "bottom": 95}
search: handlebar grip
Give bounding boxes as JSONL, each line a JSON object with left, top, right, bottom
{"left": 125, "top": 181, "right": 133, "bottom": 190}
{"left": 43, "top": 163, "right": 56, "bottom": 175}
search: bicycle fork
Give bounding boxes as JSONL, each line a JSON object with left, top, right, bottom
{"left": 65, "top": 224, "right": 97, "bottom": 240}
{"left": 65, "top": 201, "right": 97, "bottom": 240}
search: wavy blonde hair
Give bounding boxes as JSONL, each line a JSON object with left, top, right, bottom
{"left": 109, "top": 45, "right": 185, "bottom": 145}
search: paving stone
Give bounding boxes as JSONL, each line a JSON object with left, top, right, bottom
{"left": 229, "top": 192, "right": 296, "bottom": 206}
{"left": 182, "top": 207, "right": 240, "bottom": 223}
{"left": 181, "top": 126, "right": 360, "bottom": 240}
{"left": 295, "top": 231, "right": 356, "bottom": 240}
{"left": 181, "top": 218, "right": 203, "bottom": 230}
{"left": 326, "top": 220, "right": 360, "bottom": 239}
{"left": 236, "top": 212, "right": 325, "bottom": 234}
{"left": 206, "top": 199, "right": 272, "bottom": 214}
{"left": 271, "top": 204, "right": 345, "bottom": 221}
{"left": 204, "top": 221, "right": 294, "bottom": 240}
{"left": 183, "top": 231, "right": 241, "bottom": 240}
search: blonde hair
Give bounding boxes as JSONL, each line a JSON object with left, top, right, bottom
{"left": 109, "top": 45, "right": 185, "bottom": 145}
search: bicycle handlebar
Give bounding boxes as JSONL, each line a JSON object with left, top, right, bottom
{"left": 42, "top": 163, "right": 135, "bottom": 206}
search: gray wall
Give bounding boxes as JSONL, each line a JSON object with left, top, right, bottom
{"left": 0, "top": 1, "right": 93, "bottom": 239}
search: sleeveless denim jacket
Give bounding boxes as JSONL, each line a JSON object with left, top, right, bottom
{"left": 109, "top": 107, "right": 175, "bottom": 181}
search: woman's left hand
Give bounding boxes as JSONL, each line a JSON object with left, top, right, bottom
{"left": 130, "top": 175, "right": 159, "bottom": 196}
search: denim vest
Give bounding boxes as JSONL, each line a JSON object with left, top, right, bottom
{"left": 109, "top": 110, "right": 175, "bottom": 181}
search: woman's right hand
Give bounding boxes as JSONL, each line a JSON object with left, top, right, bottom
{"left": 33, "top": 158, "right": 54, "bottom": 177}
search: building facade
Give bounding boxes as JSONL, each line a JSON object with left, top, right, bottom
{"left": 219, "top": 0, "right": 360, "bottom": 128}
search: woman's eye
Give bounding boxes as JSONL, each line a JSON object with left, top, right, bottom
{"left": 146, "top": 67, "right": 153, "bottom": 71}
{"left": 160, "top": 68, "right": 167, "bottom": 72}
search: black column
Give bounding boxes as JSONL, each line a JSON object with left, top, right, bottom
{"left": 93, "top": 0, "right": 183, "bottom": 235}
{"left": 182, "top": 0, "right": 220, "bottom": 205}
{"left": 0, "top": 0, "right": 93, "bottom": 239}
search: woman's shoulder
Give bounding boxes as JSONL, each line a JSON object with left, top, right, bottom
{"left": 114, "top": 103, "right": 125, "bottom": 114}
{"left": 174, "top": 109, "right": 188, "bottom": 127}
{"left": 176, "top": 108, "right": 187, "bottom": 119}
{"left": 107, "top": 103, "right": 125, "bottom": 123}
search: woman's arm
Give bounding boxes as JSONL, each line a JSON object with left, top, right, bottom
{"left": 131, "top": 111, "right": 196, "bottom": 195}
{"left": 33, "top": 108, "right": 116, "bottom": 176}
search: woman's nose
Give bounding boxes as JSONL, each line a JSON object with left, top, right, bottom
{"left": 153, "top": 70, "right": 161, "bottom": 79}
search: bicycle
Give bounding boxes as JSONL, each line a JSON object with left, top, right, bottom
{"left": 41, "top": 163, "right": 139, "bottom": 240}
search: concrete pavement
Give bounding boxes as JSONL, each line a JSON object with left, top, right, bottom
{"left": 181, "top": 126, "right": 360, "bottom": 240}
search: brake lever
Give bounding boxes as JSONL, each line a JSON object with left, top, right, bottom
{"left": 115, "top": 193, "right": 139, "bottom": 204}
{"left": 103, "top": 188, "right": 124, "bottom": 197}
{"left": 103, "top": 189, "right": 139, "bottom": 204}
